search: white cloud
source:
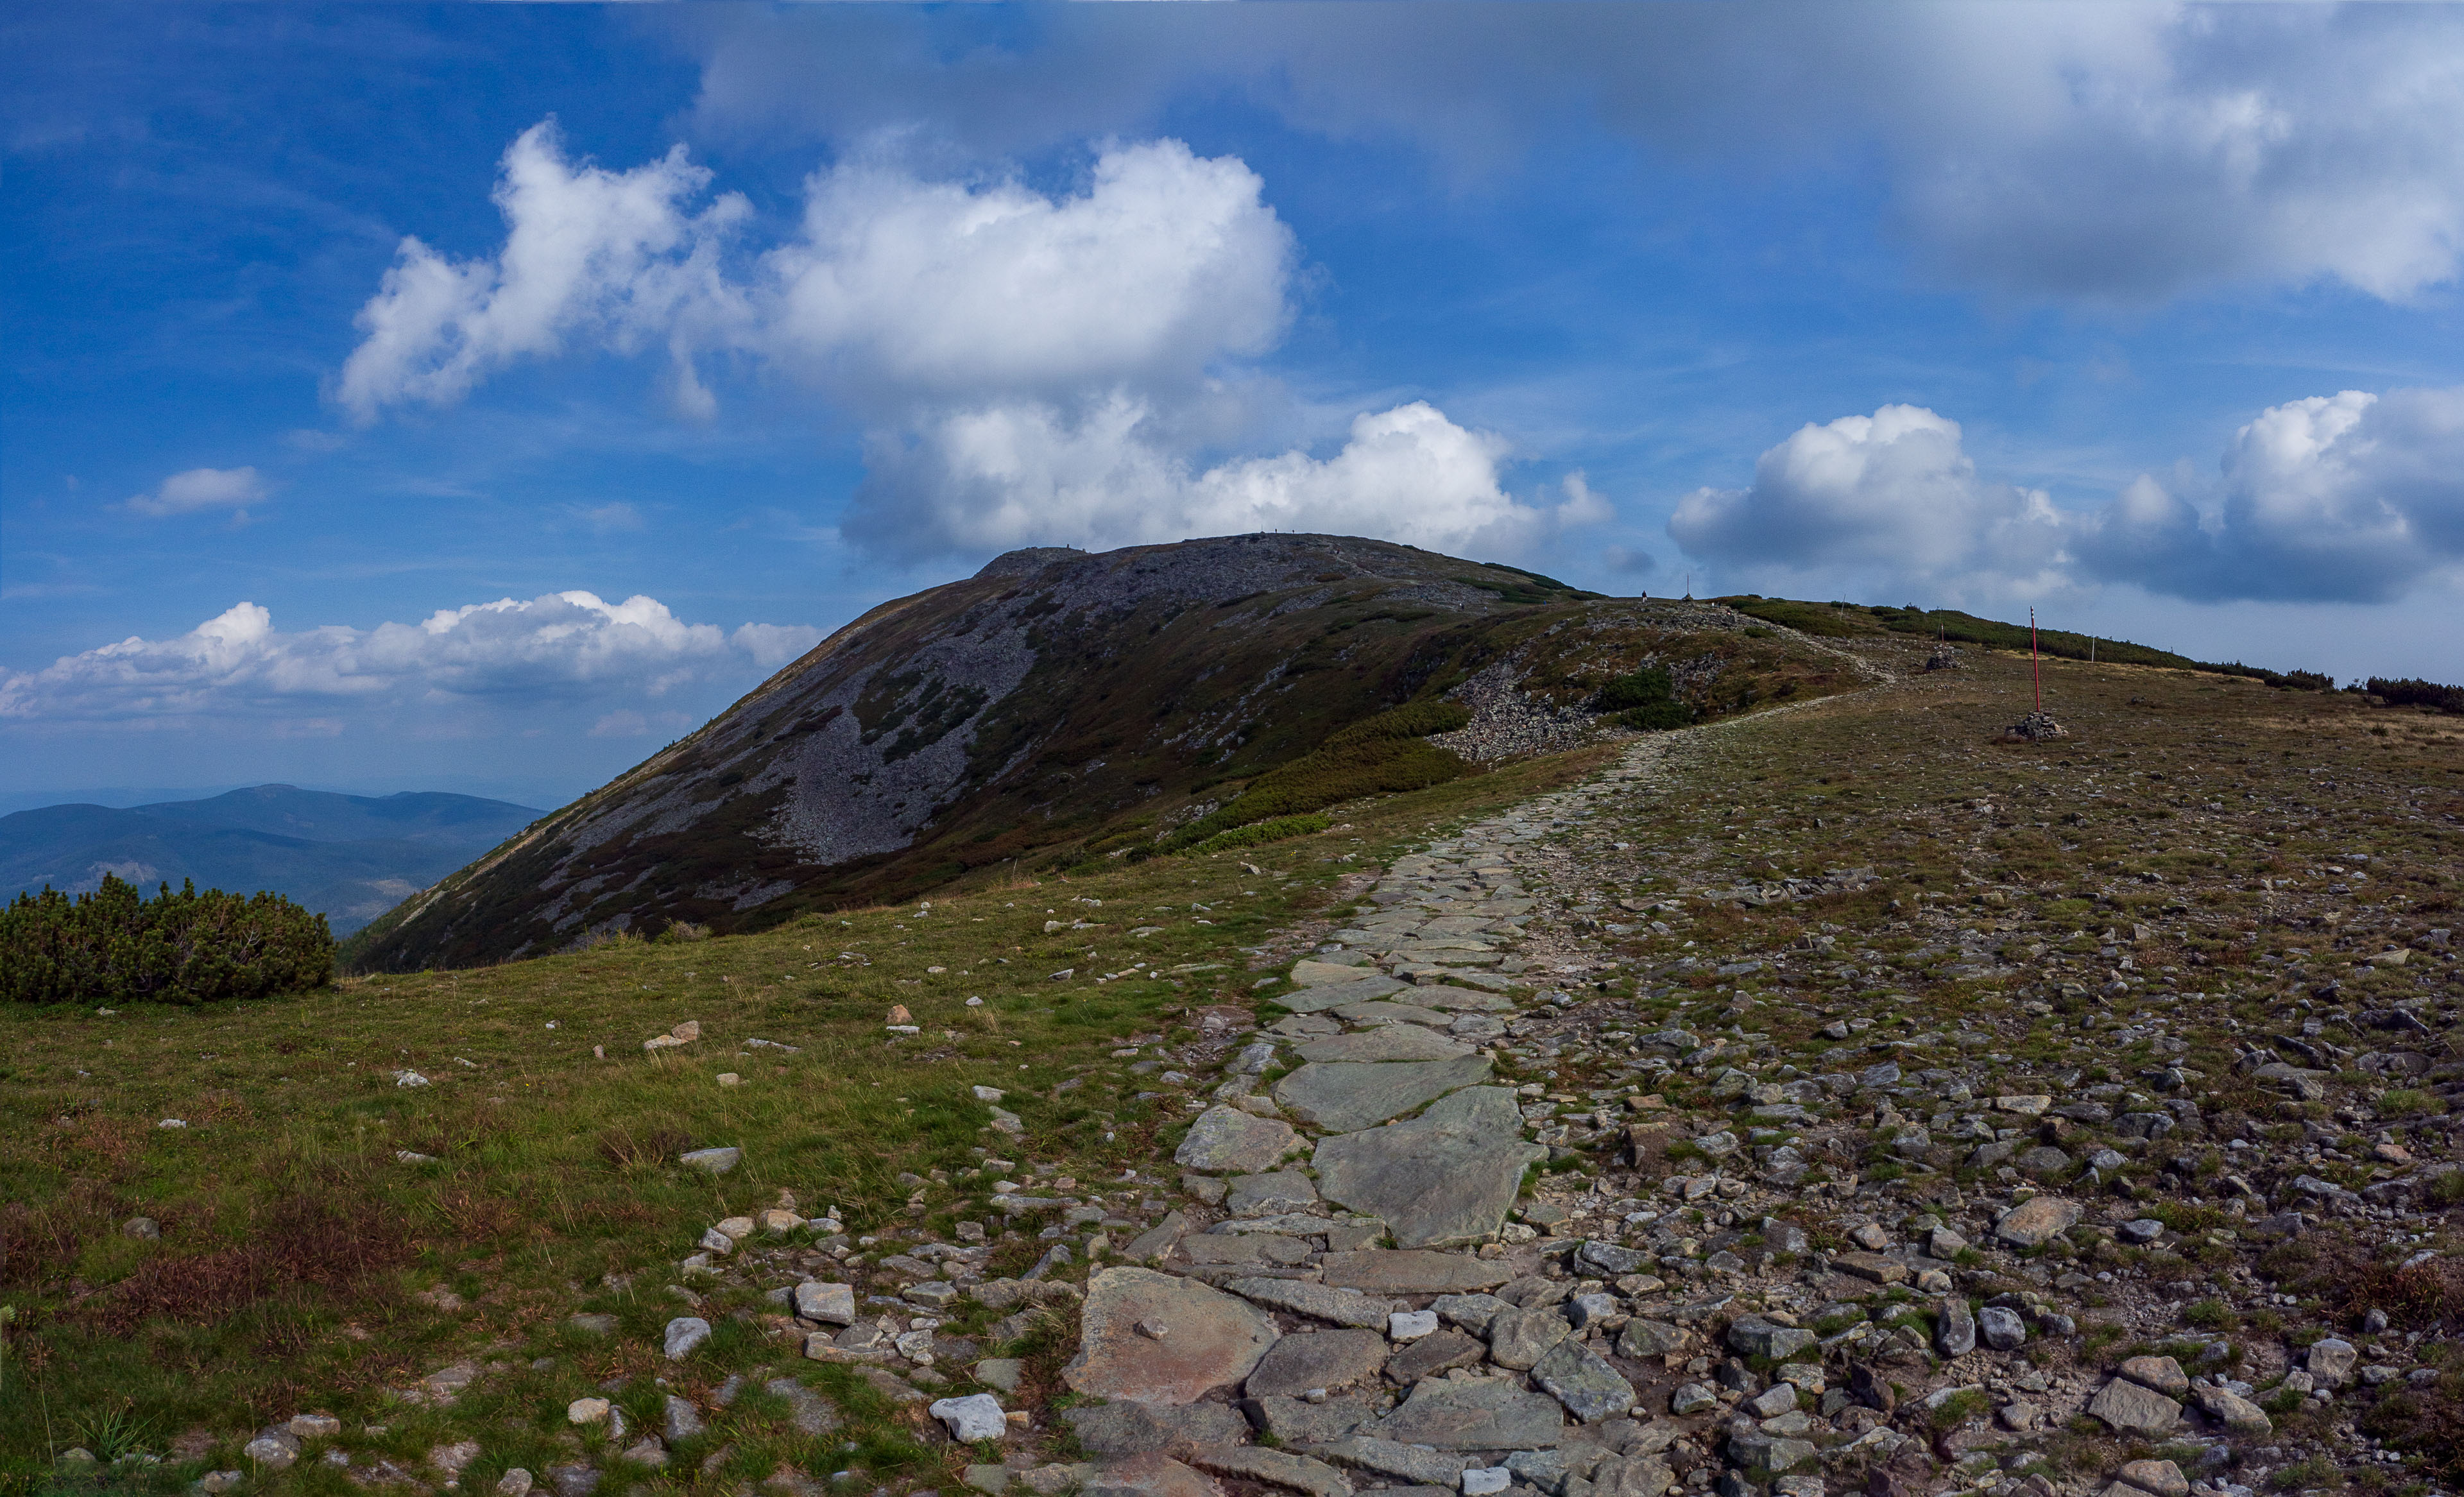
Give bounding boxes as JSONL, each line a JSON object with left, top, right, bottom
{"left": 340, "top": 126, "right": 1288, "bottom": 426}
{"left": 0, "top": 592, "right": 824, "bottom": 727}
{"left": 2085, "top": 388, "right": 2464, "bottom": 602}
{"left": 1671, "top": 390, "right": 2464, "bottom": 605}
{"left": 757, "top": 139, "right": 1292, "bottom": 406}
{"left": 127, "top": 466, "right": 267, "bottom": 517}
{"left": 679, "top": 6, "right": 2464, "bottom": 306}
{"left": 1668, "top": 406, "right": 2075, "bottom": 597}
{"left": 731, "top": 622, "right": 825, "bottom": 670}
{"left": 849, "top": 397, "right": 1584, "bottom": 560}
{"left": 339, "top": 124, "right": 1607, "bottom": 563}
{"left": 1840, "top": 6, "right": 2464, "bottom": 304}
{"left": 338, "top": 120, "right": 751, "bottom": 422}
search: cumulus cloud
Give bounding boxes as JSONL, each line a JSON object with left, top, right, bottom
{"left": 758, "top": 141, "right": 1292, "bottom": 406}
{"left": 1672, "top": 391, "right": 2464, "bottom": 605}
{"left": 0, "top": 592, "right": 823, "bottom": 727}
{"left": 2084, "top": 388, "right": 2464, "bottom": 602}
{"left": 341, "top": 126, "right": 1288, "bottom": 425}
{"left": 677, "top": 5, "right": 2464, "bottom": 305}
{"left": 340, "top": 124, "right": 1598, "bottom": 562}
{"left": 851, "top": 397, "right": 1576, "bottom": 560}
{"left": 1669, "top": 406, "right": 2075, "bottom": 595}
{"left": 127, "top": 466, "right": 267, "bottom": 517}
{"left": 338, "top": 120, "right": 751, "bottom": 422}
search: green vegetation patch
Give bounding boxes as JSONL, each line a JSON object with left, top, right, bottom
{"left": 1183, "top": 814, "right": 1335, "bottom": 857}
{"left": 1717, "top": 597, "right": 1879, "bottom": 639}
{"left": 1171, "top": 703, "right": 1471, "bottom": 847}
{"left": 3, "top": 875, "right": 332, "bottom": 1006}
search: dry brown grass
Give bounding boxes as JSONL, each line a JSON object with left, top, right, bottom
{"left": 87, "top": 1190, "right": 410, "bottom": 1336}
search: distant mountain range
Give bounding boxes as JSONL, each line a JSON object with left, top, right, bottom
{"left": 1, "top": 785, "right": 544, "bottom": 935}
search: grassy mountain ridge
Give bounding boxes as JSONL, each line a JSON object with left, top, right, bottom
{"left": 348, "top": 535, "right": 1860, "bottom": 971}
{"left": 1716, "top": 594, "right": 2336, "bottom": 687}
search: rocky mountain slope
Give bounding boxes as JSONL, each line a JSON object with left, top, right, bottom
{"left": 350, "top": 535, "right": 1858, "bottom": 971}
{"left": 0, "top": 785, "right": 540, "bottom": 934}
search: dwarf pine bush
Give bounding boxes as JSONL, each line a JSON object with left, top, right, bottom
{"left": 1, "top": 875, "right": 332, "bottom": 1005}
{"left": 2367, "top": 676, "right": 2464, "bottom": 714}
{"left": 1168, "top": 701, "right": 1472, "bottom": 849}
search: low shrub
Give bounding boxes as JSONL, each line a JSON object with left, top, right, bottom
{"left": 1593, "top": 665, "right": 1695, "bottom": 730}
{"left": 1616, "top": 701, "right": 1694, "bottom": 731}
{"left": 1595, "top": 665, "right": 1676, "bottom": 711}
{"left": 2368, "top": 677, "right": 2464, "bottom": 714}
{"left": 1325, "top": 699, "right": 1471, "bottom": 746}
{"left": 1720, "top": 597, "right": 1872, "bottom": 638}
{"left": 1169, "top": 701, "right": 1469, "bottom": 848}
{"left": 1, "top": 875, "right": 332, "bottom": 1005}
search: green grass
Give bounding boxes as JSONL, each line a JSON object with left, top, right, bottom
{"left": 1181, "top": 814, "right": 1335, "bottom": 857}
{"left": 0, "top": 739, "right": 1617, "bottom": 1491}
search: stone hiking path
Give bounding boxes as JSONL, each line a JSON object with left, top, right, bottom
{"left": 193, "top": 683, "right": 2454, "bottom": 1497}
{"left": 860, "top": 725, "right": 2282, "bottom": 1497}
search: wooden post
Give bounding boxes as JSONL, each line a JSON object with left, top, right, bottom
{"left": 2032, "top": 608, "right": 2042, "bottom": 715}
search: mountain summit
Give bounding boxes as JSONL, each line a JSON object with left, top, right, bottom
{"left": 350, "top": 534, "right": 1848, "bottom": 970}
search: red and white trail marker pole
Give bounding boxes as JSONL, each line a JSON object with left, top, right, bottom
{"left": 2032, "top": 608, "right": 2042, "bottom": 715}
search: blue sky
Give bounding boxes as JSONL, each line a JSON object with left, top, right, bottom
{"left": 8, "top": 4, "right": 2464, "bottom": 808}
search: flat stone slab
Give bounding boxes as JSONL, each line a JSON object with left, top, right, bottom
{"left": 1411, "top": 986, "right": 1516, "bottom": 1012}
{"left": 1531, "top": 1339, "right": 1636, "bottom": 1422}
{"left": 2086, "top": 1377, "right": 2182, "bottom": 1437}
{"left": 1293, "top": 960, "right": 1384, "bottom": 986}
{"left": 1064, "top": 1401, "right": 1253, "bottom": 1455}
{"left": 1066, "top": 1267, "right": 1279, "bottom": 1407}
{"left": 1274, "top": 1057, "right": 1493, "bottom": 1133}
{"left": 1211, "top": 1211, "right": 1357, "bottom": 1235}
{"left": 1226, "top": 1278, "right": 1398, "bottom": 1329}
{"left": 1176, "top": 1107, "right": 1302, "bottom": 1174}
{"left": 1994, "top": 1196, "right": 2082, "bottom": 1247}
{"left": 1084, "top": 1454, "right": 1222, "bottom": 1497}
{"left": 2193, "top": 1385, "right": 2272, "bottom": 1435}
{"left": 1389, "top": 943, "right": 1499, "bottom": 961}
{"left": 1296, "top": 1028, "right": 1476, "bottom": 1064}
{"left": 1185, "top": 1233, "right": 1313, "bottom": 1265}
{"left": 1399, "top": 966, "right": 1516, "bottom": 991}
{"left": 1330, "top": 1000, "right": 1454, "bottom": 1029}
{"left": 1488, "top": 1305, "right": 1571, "bottom": 1369}
{"left": 1245, "top": 1328, "right": 1389, "bottom": 1398}
{"left": 1279, "top": 976, "right": 1409, "bottom": 1013}
{"left": 1317, "top": 1251, "right": 1514, "bottom": 1294}
{"left": 1227, "top": 1172, "right": 1321, "bottom": 1218}
{"left": 1313, "top": 1087, "right": 1546, "bottom": 1249}
{"left": 1308, "top": 1437, "right": 1469, "bottom": 1487}
{"left": 1188, "top": 1447, "right": 1353, "bottom": 1497}
{"left": 1367, "top": 1376, "right": 1564, "bottom": 1450}
{"left": 1253, "top": 1393, "right": 1380, "bottom": 1446}
{"left": 1383, "top": 1328, "right": 1486, "bottom": 1383}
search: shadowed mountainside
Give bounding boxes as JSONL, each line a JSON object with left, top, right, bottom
{"left": 348, "top": 534, "right": 1863, "bottom": 971}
